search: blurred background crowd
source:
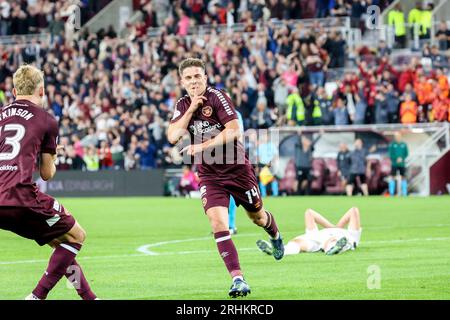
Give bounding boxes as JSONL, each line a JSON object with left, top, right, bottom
{"left": 0, "top": 0, "right": 448, "bottom": 182}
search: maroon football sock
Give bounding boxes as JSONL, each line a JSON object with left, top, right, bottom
{"left": 32, "top": 242, "right": 82, "bottom": 300}
{"left": 66, "top": 259, "right": 97, "bottom": 300}
{"left": 214, "top": 231, "right": 242, "bottom": 278}
{"left": 263, "top": 211, "right": 280, "bottom": 239}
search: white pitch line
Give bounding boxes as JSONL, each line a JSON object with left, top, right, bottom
{"left": 364, "top": 237, "right": 450, "bottom": 244}
{"left": 0, "top": 236, "right": 449, "bottom": 266}
{"left": 0, "top": 253, "right": 147, "bottom": 265}
{"left": 136, "top": 233, "right": 261, "bottom": 256}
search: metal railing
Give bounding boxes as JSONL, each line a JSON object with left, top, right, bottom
{"left": 145, "top": 17, "right": 365, "bottom": 52}
{"left": 0, "top": 33, "right": 51, "bottom": 46}
{"left": 272, "top": 122, "right": 449, "bottom": 134}
{"left": 405, "top": 122, "right": 450, "bottom": 195}
{"left": 272, "top": 122, "right": 449, "bottom": 196}
{"left": 378, "top": 0, "right": 450, "bottom": 49}
{"left": 381, "top": 20, "right": 450, "bottom": 50}
{"left": 79, "top": 0, "right": 132, "bottom": 35}
{"left": 147, "top": 17, "right": 351, "bottom": 38}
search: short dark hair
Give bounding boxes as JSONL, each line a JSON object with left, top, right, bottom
{"left": 178, "top": 58, "right": 206, "bottom": 76}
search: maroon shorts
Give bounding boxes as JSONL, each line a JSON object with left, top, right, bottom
{"left": 0, "top": 195, "right": 76, "bottom": 246}
{"left": 199, "top": 168, "right": 263, "bottom": 213}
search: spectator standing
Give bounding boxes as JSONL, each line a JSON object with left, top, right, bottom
{"left": 354, "top": 81, "right": 368, "bottom": 124}
{"left": 178, "top": 165, "right": 200, "bottom": 197}
{"left": 337, "top": 143, "right": 351, "bottom": 192}
{"left": 83, "top": 146, "right": 100, "bottom": 172}
{"left": 435, "top": 21, "right": 450, "bottom": 51}
{"left": 419, "top": 3, "right": 433, "bottom": 41}
{"left": 294, "top": 133, "right": 321, "bottom": 195}
{"left": 374, "top": 90, "right": 389, "bottom": 124}
{"left": 400, "top": 93, "right": 418, "bottom": 124}
{"left": 385, "top": 83, "right": 400, "bottom": 123}
{"left": 388, "top": 4, "right": 406, "bottom": 49}
{"left": 388, "top": 132, "right": 409, "bottom": 196}
{"left": 346, "top": 139, "right": 371, "bottom": 196}
{"left": 408, "top": 2, "right": 422, "bottom": 45}
{"left": 136, "top": 139, "right": 157, "bottom": 169}
{"left": 313, "top": 87, "right": 333, "bottom": 125}
{"left": 250, "top": 97, "right": 275, "bottom": 129}
{"left": 286, "top": 87, "right": 306, "bottom": 126}
{"left": 98, "top": 141, "right": 114, "bottom": 169}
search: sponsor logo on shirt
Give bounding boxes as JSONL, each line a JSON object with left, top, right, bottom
{"left": 0, "top": 165, "right": 18, "bottom": 171}
{"left": 189, "top": 121, "right": 222, "bottom": 135}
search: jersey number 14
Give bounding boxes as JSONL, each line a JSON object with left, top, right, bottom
{"left": 245, "top": 186, "right": 260, "bottom": 204}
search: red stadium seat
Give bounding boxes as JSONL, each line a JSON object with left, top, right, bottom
{"left": 367, "top": 159, "right": 383, "bottom": 193}
{"left": 310, "top": 159, "right": 326, "bottom": 193}
{"left": 278, "top": 159, "right": 297, "bottom": 195}
{"left": 323, "top": 158, "right": 345, "bottom": 194}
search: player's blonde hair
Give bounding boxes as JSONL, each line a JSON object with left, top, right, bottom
{"left": 178, "top": 58, "right": 206, "bottom": 76}
{"left": 13, "top": 64, "right": 44, "bottom": 96}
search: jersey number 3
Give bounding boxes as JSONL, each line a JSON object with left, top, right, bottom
{"left": 0, "top": 124, "right": 26, "bottom": 161}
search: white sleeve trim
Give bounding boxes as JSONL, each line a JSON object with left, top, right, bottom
{"left": 207, "top": 87, "right": 234, "bottom": 116}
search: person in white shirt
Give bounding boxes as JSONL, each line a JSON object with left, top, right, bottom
{"left": 257, "top": 207, "right": 362, "bottom": 256}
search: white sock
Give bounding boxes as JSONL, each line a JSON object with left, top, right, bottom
{"left": 232, "top": 275, "right": 243, "bottom": 282}
{"left": 284, "top": 242, "right": 301, "bottom": 255}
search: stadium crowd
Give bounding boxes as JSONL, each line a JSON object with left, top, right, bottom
{"left": 0, "top": 0, "right": 449, "bottom": 173}
{"left": 132, "top": 0, "right": 394, "bottom": 34}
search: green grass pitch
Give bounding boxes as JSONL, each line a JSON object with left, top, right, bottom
{"left": 1, "top": 196, "right": 449, "bottom": 300}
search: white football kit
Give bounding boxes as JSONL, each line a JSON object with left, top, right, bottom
{"left": 295, "top": 227, "right": 362, "bottom": 253}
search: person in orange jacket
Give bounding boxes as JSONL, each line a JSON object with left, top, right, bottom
{"left": 400, "top": 93, "right": 418, "bottom": 123}
{"left": 414, "top": 75, "right": 434, "bottom": 106}
{"left": 436, "top": 68, "right": 449, "bottom": 99}
{"left": 431, "top": 98, "right": 449, "bottom": 122}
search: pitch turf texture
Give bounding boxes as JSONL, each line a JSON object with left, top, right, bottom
{"left": 1, "top": 196, "right": 449, "bottom": 300}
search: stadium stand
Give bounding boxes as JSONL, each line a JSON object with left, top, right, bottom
{"left": 0, "top": 0, "right": 111, "bottom": 36}
{"left": 0, "top": 0, "right": 448, "bottom": 196}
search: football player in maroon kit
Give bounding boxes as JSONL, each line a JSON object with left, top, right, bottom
{"left": 168, "top": 58, "right": 284, "bottom": 298}
{"left": 0, "top": 65, "right": 97, "bottom": 300}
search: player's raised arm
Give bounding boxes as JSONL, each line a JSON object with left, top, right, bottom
{"left": 304, "top": 208, "right": 336, "bottom": 229}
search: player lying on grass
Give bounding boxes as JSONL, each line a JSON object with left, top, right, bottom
{"left": 257, "top": 207, "right": 361, "bottom": 256}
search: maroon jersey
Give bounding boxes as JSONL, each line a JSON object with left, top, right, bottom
{"left": 0, "top": 99, "right": 58, "bottom": 207}
{"left": 171, "top": 86, "right": 251, "bottom": 179}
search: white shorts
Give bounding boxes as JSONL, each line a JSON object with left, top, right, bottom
{"left": 294, "top": 227, "right": 362, "bottom": 253}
